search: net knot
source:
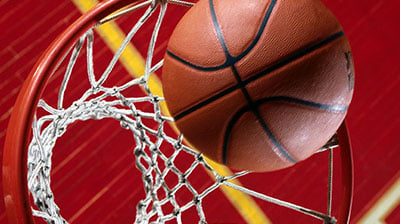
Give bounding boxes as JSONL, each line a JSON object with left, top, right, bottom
{"left": 151, "top": 0, "right": 168, "bottom": 7}
{"left": 324, "top": 217, "right": 337, "bottom": 224}
{"left": 112, "top": 87, "right": 119, "bottom": 95}
{"left": 195, "top": 154, "right": 204, "bottom": 163}
{"left": 144, "top": 173, "right": 153, "bottom": 185}
{"left": 137, "top": 201, "right": 145, "bottom": 210}
{"left": 215, "top": 175, "right": 227, "bottom": 184}
{"left": 134, "top": 146, "right": 145, "bottom": 157}
{"left": 151, "top": 95, "right": 161, "bottom": 103}
{"left": 119, "top": 116, "right": 131, "bottom": 130}
{"left": 193, "top": 196, "right": 201, "bottom": 205}
{"left": 91, "top": 85, "right": 100, "bottom": 94}
{"left": 179, "top": 174, "right": 187, "bottom": 184}
{"left": 172, "top": 208, "right": 180, "bottom": 217}
{"left": 150, "top": 160, "right": 157, "bottom": 169}
{"left": 165, "top": 159, "right": 173, "bottom": 168}
{"left": 149, "top": 144, "right": 158, "bottom": 152}
{"left": 174, "top": 134, "right": 184, "bottom": 150}
{"left": 167, "top": 190, "right": 174, "bottom": 199}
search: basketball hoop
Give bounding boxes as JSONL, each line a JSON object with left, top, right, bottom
{"left": 3, "top": 0, "right": 353, "bottom": 223}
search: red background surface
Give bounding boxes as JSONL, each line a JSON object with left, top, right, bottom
{"left": 1, "top": 0, "right": 400, "bottom": 223}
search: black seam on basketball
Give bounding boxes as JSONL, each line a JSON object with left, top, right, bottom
{"left": 165, "top": 0, "right": 277, "bottom": 71}
{"left": 237, "top": 0, "right": 277, "bottom": 60}
{"left": 251, "top": 108, "right": 298, "bottom": 164}
{"left": 173, "top": 32, "right": 346, "bottom": 121}
{"left": 230, "top": 66, "right": 253, "bottom": 102}
{"left": 174, "top": 85, "right": 238, "bottom": 121}
{"left": 166, "top": 51, "right": 227, "bottom": 71}
{"left": 221, "top": 95, "right": 349, "bottom": 164}
{"left": 168, "top": 0, "right": 347, "bottom": 166}
{"left": 243, "top": 31, "right": 345, "bottom": 85}
{"left": 210, "top": 0, "right": 297, "bottom": 165}
{"left": 222, "top": 105, "right": 248, "bottom": 164}
{"left": 258, "top": 96, "right": 348, "bottom": 112}
{"left": 209, "top": 0, "right": 232, "bottom": 60}
{"left": 166, "top": 31, "right": 344, "bottom": 72}
{"left": 232, "top": 65, "right": 298, "bottom": 163}
{"left": 221, "top": 94, "right": 348, "bottom": 164}
{"left": 222, "top": 100, "right": 298, "bottom": 165}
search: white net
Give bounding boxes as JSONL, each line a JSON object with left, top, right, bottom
{"left": 26, "top": 0, "right": 340, "bottom": 223}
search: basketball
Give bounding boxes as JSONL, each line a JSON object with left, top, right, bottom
{"left": 162, "top": 0, "right": 354, "bottom": 172}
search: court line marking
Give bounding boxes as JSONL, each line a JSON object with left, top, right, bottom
{"left": 358, "top": 176, "right": 400, "bottom": 223}
{"left": 71, "top": 0, "right": 271, "bottom": 223}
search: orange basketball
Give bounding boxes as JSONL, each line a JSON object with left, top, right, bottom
{"left": 162, "top": 0, "right": 354, "bottom": 172}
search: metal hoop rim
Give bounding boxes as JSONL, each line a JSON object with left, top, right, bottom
{"left": 337, "top": 122, "right": 354, "bottom": 224}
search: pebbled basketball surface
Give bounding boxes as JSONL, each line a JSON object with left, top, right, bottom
{"left": 163, "top": 0, "right": 353, "bottom": 171}
{"left": 1, "top": 0, "right": 400, "bottom": 223}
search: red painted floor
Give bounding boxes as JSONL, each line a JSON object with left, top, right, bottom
{"left": 1, "top": 0, "right": 400, "bottom": 223}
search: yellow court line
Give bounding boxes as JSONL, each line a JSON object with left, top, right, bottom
{"left": 358, "top": 177, "right": 400, "bottom": 224}
{"left": 71, "top": 0, "right": 271, "bottom": 223}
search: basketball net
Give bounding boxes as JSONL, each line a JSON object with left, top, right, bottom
{"left": 25, "top": 0, "right": 344, "bottom": 223}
